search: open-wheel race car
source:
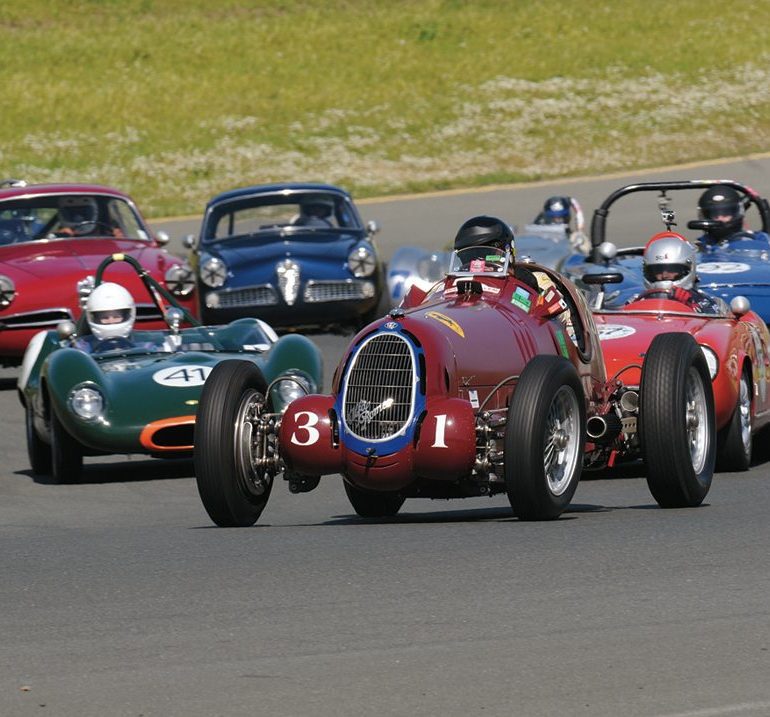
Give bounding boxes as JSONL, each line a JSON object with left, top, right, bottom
{"left": 194, "top": 217, "right": 717, "bottom": 527}
{"left": 18, "top": 254, "right": 322, "bottom": 483}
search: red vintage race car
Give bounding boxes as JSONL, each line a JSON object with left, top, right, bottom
{"left": 193, "top": 230, "right": 718, "bottom": 527}
{"left": 0, "top": 180, "right": 196, "bottom": 366}
{"left": 584, "top": 271, "right": 770, "bottom": 472}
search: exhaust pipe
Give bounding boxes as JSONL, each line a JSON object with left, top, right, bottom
{"left": 619, "top": 390, "right": 639, "bottom": 413}
{"left": 586, "top": 413, "right": 622, "bottom": 443}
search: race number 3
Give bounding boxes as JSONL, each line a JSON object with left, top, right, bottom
{"left": 291, "top": 411, "right": 320, "bottom": 446}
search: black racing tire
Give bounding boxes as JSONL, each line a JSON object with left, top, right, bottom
{"left": 50, "top": 408, "right": 83, "bottom": 484}
{"left": 26, "top": 402, "right": 52, "bottom": 475}
{"left": 504, "top": 355, "right": 585, "bottom": 520}
{"left": 194, "top": 360, "right": 274, "bottom": 527}
{"left": 343, "top": 481, "right": 405, "bottom": 518}
{"left": 716, "top": 365, "right": 752, "bottom": 472}
{"left": 640, "top": 333, "right": 716, "bottom": 508}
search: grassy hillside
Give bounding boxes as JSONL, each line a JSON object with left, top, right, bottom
{"left": 2, "top": 0, "right": 770, "bottom": 216}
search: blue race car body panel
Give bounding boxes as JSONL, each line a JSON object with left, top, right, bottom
{"left": 563, "top": 180, "right": 770, "bottom": 321}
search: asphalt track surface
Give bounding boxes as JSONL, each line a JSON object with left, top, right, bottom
{"left": 3, "top": 158, "right": 770, "bottom": 717}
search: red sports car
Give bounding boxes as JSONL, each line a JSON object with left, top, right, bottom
{"left": 586, "top": 275, "right": 770, "bottom": 472}
{"left": 0, "top": 180, "right": 196, "bottom": 366}
{"left": 193, "top": 239, "right": 718, "bottom": 527}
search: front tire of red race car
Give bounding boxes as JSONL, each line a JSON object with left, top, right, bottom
{"left": 26, "top": 402, "right": 52, "bottom": 476}
{"left": 343, "top": 481, "right": 405, "bottom": 518}
{"left": 640, "top": 333, "right": 715, "bottom": 508}
{"left": 717, "top": 366, "right": 752, "bottom": 472}
{"left": 504, "top": 355, "right": 585, "bottom": 520}
{"left": 50, "top": 407, "right": 83, "bottom": 484}
{"left": 195, "top": 360, "right": 274, "bottom": 527}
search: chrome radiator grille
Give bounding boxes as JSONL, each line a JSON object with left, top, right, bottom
{"left": 343, "top": 333, "right": 415, "bottom": 440}
{"left": 209, "top": 285, "right": 279, "bottom": 308}
{"left": 304, "top": 280, "right": 371, "bottom": 303}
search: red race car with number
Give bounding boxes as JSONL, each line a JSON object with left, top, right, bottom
{"left": 584, "top": 271, "right": 770, "bottom": 472}
{"left": 0, "top": 180, "right": 196, "bottom": 366}
{"left": 194, "top": 240, "right": 718, "bottom": 527}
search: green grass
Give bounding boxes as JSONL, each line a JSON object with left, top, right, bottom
{"left": 2, "top": 0, "right": 770, "bottom": 216}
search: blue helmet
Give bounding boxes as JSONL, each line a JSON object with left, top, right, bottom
{"left": 542, "top": 196, "right": 571, "bottom": 224}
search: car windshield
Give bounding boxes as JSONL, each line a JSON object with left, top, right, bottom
{"left": 90, "top": 324, "right": 274, "bottom": 359}
{"left": 448, "top": 246, "right": 510, "bottom": 276}
{"left": 0, "top": 194, "right": 150, "bottom": 245}
{"left": 203, "top": 192, "right": 359, "bottom": 242}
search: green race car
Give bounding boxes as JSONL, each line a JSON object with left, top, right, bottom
{"left": 17, "top": 254, "right": 322, "bottom": 483}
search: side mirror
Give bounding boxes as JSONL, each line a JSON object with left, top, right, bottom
{"left": 365, "top": 220, "right": 380, "bottom": 237}
{"left": 597, "top": 241, "right": 618, "bottom": 261}
{"left": 155, "top": 230, "right": 170, "bottom": 246}
{"left": 182, "top": 234, "right": 196, "bottom": 250}
{"left": 730, "top": 296, "right": 751, "bottom": 316}
{"left": 165, "top": 307, "right": 184, "bottom": 334}
{"left": 687, "top": 219, "right": 718, "bottom": 232}
{"left": 56, "top": 320, "right": 76, "bottom": 341}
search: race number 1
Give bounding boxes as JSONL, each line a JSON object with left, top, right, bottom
{"left": 432, "top": 414, "right": 448, "bottom": 448}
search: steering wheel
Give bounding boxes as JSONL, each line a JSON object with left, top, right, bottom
{"left": 52, "top": 220, "right": 115, "bottom": 237}
{"left": 92, "top": 336, "right": 134, "bottom": 353}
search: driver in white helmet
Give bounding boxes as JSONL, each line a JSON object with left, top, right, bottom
{"left": 72, "top": 282, "right": 137, "bottom": 352}
{"left": 635, "top": 231, "right": 728, "bottom": 314}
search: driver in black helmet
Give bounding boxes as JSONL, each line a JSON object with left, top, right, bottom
{"left": 453, "top": 215, "right": 540, "bottom": 291}
{"left": 695, "top": 185, "right": 770, "bottom": 247}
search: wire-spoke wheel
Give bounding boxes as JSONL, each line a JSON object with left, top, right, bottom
{"left": 717, "top": 367, "right": 752, "bottom": 472}
{"left": 505, "top": 355, "right": 585, "bottom": 521}
{"left": 195, "top": 360, "right": 275, "bottom": 527}
{"left": 641, "top": 333, "right": 715, "bottom": 508}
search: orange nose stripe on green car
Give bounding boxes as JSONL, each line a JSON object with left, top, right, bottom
{"left": 139, "top": 415, "right": 197, "bottom": 452}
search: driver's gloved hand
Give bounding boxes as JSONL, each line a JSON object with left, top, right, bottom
{"left": 673, "top": 287, "right": 691, "bottom": 304}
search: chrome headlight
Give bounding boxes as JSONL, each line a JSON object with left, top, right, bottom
{"left": 0, "top": 275, "right": 16, "bottom": 308}
{"left": 348, "top": 245, "right": 376, "bottom": 277}
{"left": 165, "top": 262, "right": 196, "bottom": 297}
{"left": 200, "top": 255, "right": 227, "bottom": 288}
{"left": 68, "top": 384, "right": 105, "bottom": 421}
{"left": 276, "top": 259, "right": 300, "bottom": 306}
{"left": 700, "top": 345, "right": 719, "bottom": 380}
{"left": 273, "top": 373, "right": 314, "bottom": 407}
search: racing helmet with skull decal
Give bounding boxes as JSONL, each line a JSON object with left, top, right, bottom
{"left": 697, "top": 185, "right": 744, "bottom": 241}
{"left": 86, "top": 282, "right": 136, "bottom": 340}
{"left": 642, "top": 231, "right": 697, "bottom": 290}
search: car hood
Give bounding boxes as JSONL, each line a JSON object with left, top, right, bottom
{"left": 206, "top": 232, "right": 363, "bottom": 270}
{"left": 0, "top": 239, "right": 166, "bottom": 280}
{"left": 593, "top": 307, "right": 720, "bottom": 385}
